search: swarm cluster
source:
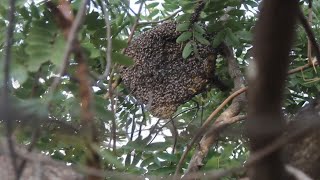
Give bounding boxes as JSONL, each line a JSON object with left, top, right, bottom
{"left": 120, "top": 21, "right": 220, "bottom": 119}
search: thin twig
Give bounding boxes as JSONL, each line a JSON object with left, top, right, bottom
{"left": 127, "top": 0, "right": 144, "bottom": 45}
{"left": 298, "top": 7, "right": 320, "bottom": 65}
{"left": 99, "top": 0, "right": 112, "bottom": 80}
{"left": 307, "top": 0, "right": 313, "bottom": 65}
{"left": 49, "top": 0, "right": 89, "bottom": 95}
{"left": 147, "top": 106, "right": 198, "bottom": 146}
{"left": 170, "top": 119, "right": 178, "bottom": 155}
{"left": 2, "top": 0, "right": 18, "bottom": 179}
{"left": 287, "top": 63, "right": 314, "bottom": 74}
{"left": 99, "top": 0, "right": 117, "bottom": 153}
{"left": 108, "top": 70, "right": 117, "bottom": 152}
{"left": 139, "top": 105, "right": 147, "bottom": 138}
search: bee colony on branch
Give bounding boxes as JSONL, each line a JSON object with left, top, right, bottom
{"left": 120, "top": 21, "right": 221, "bottom": 119}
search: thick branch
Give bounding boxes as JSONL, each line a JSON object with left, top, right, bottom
{"left": 182, "top": 44, "right": 246, "bottom": 179}
{"left": 2, "top": 0, "right": 18, "bottom": 179}
{"left": 246, "top": 0, "right": 299, "bottom": 179}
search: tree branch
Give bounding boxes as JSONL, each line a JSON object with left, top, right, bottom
{"left": 298, "top": 6, "right": 320, "bottom": 65}
{"left": 182, "top": 44, "right": 247, "bottom": 179}
{"left": 174, "top": 85, "right": 247, "bottom": 177}
{"left": 46, "top": 1, "right": 102, "bottom": 180}
{"left": 99, "top": 0, "right": 112, "bottom": 80}
{"left": 2, "top": 0, "right": 18, "bottom": 179}
{"left": 49, "top": 0, "right": 88, "bottom": 95}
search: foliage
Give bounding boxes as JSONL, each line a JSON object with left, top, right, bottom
{"left": 0, "top": 0, "right": 319, "bottom": 179}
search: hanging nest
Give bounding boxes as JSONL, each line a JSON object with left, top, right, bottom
{"left": 120, "top": 21, "right": 221, "bottom": 119}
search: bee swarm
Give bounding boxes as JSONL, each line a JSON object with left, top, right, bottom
{"left": 120, "top": 21, "right": 220, "bottom": 119}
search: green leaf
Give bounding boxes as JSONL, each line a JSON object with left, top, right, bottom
{"left": 82, "top": 41, "right": 100, "bottom": 59}
{"left": 11, "top": 64, "right": 28, "bottom": 84}
{"left": 212, "top": 30, "right": 226, "bottom": 48}
{"left": 179, "top": 1, "right": 196, "bottom": 13}
{"left": 149, "top": 9, "right": 159, "bottom": 18}
{"left": 153, "top": 167, "right": 175, "bottom": 175}
{"left": 18, "top": 98, "right": 48, "bottom": 118}
{"left": 236, "top": 30, "right": 252, "bottom": 41}
{"left": 182, "top": 42, "right": 193, "bottom": 59}
{"left": 19, "top": 6, "right": 30, "bottom": 19}
{"left": 50, "top": 35, "right": 67, "bottom": 69}
{"left": 25, "top": 20, "right": 58, "bottom": 72}
{"left": 227, "top": 9, "right": 245, "bottom": 17}
{"left": 26, "top": 52, "right": 50, "bottom": 72}
{"left": 176, "top": 13, "right": 191, "bottom": 22}
{"left": 30, "top": 3, "right": 40, "bottom": 19}
{"left": 94, "top": 97, "right": 114, "bottom": 120}
{"left": 226, "top": 28, "right": 240, "bottom": 46}
{"left": 116, "top": 13, "right": 125, "bottom": 25}
{"left": 131, "top": 152, "right": 142, "bottom": 166}
{"left": 193, "top": 23, "right": 206, "bottom": 34}
{"left": 112, "top": 38, "right": 127, "bottom": 50}
{"left": 101, "top": 149, "right": 124, "bottom": 169}
{"left": 112, "top": 52, "right": 134, "bottom": 66}
{"left": 156, "top": 152, "right": 177, "bottom": 162}
{"left": 145, "top": 142, "right": 170, "bottom": 151}
{"left": 16, "top": 0, "right": 28, "bottom": 7}
{"left": 194, "top": 32, "right": 210, "bottom": 45}
{"left": 176, "top": 31, "right": 192, "bottom": 43}
{"left": 125, "top": 154, "right": 131, "bottom": 167}
{"left": 176, "top": 22, "right": 190, "bottom": 32}
{"left": 245, "top": 0, "right": 258, "bottom": 7}
{"left": 141, "top": 156, "right": 154, "bottom": 167}
{"left": 147, "top": 2, "right": 159, "bottom": 9}
{"left": 205, "top": 155, "right": 220, "bottom": 169}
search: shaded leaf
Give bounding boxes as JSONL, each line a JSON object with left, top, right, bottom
{"left": 176, "top": 13, "right": 191, "bottom": 22}
{"left": 176, "top": 22, "right": 190, "bottom": 31}
{"left": 11, "top": 64, "right": 28, "bottom": 84}
{"left": 212, "top": 30, "right": 226, "bottom": 48}
{"left": 193, "top": 23, "right": 206, "bottom": 34}
{"left": 147, "top": 2, "right": 159, "bottom": 9}
{"left": 145, "top": 142, "right": 170, "bottom": 151}
{"left": 226, "top": 28, "right": 240, "bottom": 46}
{"left": 176, "top": 31, "right": 192, "bottom": 43}
{"left": 194, "top": 32, "right": 210, "bottom": 45}
{"left": 112, "top": 52, "right": 134, "bottom": 66}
